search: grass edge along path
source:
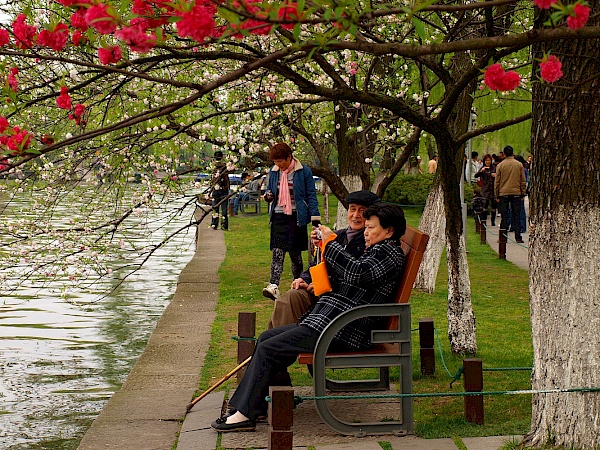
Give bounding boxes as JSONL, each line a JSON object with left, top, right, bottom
{"left": 198, "top": 197, "right": 532, "bottom": 440}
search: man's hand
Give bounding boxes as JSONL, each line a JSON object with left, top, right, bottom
{"left": 291, "top": 278, "right": 309, "bottom": 290}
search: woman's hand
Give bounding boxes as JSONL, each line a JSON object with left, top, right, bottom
{"left": 318, "top": 225, "right": 335, "bottom": 241}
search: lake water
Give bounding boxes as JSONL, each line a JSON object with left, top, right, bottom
{"left": 0, "top": 188, "right": 197, "bottom": 449}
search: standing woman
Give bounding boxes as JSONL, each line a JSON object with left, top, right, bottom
{"left": 474, "top": 154, "right": 497, "bottom": 226}
{"left": 262, "top": 143, "right": 320, "bottom": 300}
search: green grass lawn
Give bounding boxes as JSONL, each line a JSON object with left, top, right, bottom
{"left": 199, "top": 195, "right": 532, "bottom": 439}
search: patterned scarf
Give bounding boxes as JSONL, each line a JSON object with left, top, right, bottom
{"left": 277, "top": 158, "right": 295, "bottom": 215}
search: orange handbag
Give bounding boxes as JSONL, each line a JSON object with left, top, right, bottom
{"left": 309, "top": 248, "right": 332, "bottom": 296}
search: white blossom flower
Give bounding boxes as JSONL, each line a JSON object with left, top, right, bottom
{"left": 365, "top": 158, "right": 373, "bottom": 163}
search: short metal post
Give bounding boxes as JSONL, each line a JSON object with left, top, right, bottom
{"left": 480, "top": 222, "right": 486, "bottom": 244}
{"left": 498, "top": 228, "right": 507, "bottom": 259}
{"left": 419, "top": 318, "right": 435, "bottom": 375}
{"left": 463, "top": 358, "right": 484, "bottom": 424}
{"left": 268, "top": 386, "right": 294, "bottom": 450}
{"left": 237, "top": 312, "right": 256, "bottom": 381}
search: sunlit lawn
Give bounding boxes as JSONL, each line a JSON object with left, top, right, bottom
{"left": 199, "top": 194, "right": 532, "bottom": 439}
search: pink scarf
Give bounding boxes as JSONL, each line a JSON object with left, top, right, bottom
{"left": 277, "top": 159, "right": 295, "bottom": 215}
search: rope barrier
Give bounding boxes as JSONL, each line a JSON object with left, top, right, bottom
{"left": 483, "top": 367, "right": 532, "bottom": 371}
{"left": 231, "top": 336, "right": 257, "bottom": 341}
{"left": 266, "top": 387, "right": 600, "bottom": 404}
{"left": 476, "top": 214, "right": 529, "bottom": 249}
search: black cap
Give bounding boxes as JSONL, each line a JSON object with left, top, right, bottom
{"left": 345, "top": 190, "right": 380, "bottom": 207}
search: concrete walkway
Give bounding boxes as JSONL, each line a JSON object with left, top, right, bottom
{"left": 78, "top": 213, "right": 524, "bottom": 449}
{"left": 77, "top": 215, "right": 225, "bottom": 449}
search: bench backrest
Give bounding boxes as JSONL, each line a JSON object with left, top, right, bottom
{"left": 387, "top": 225, "right": 429, "bottom": 330}
{"left": 397, "top": 225, "right": 429, "bottom": 303}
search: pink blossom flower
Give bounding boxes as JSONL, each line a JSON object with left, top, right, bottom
{"left": 56, "top": 86, "right": 72, "bottom": 110}
{"left": 74, "top": 104, "right": 86, "bottom": 116}
{"left": 0, "top": 116, "right": 9, "bottom": 133}
{"left": 72, "top": 30, "right": 86, "bottom": 46}
{"left": 98, "top": 45, "right": 123, "bottom": 64}
{"left": 7, "top": 127, "right": 32, "bottom": 153}
{"left": 37, "top": 23, "right": 70, "bottom": 51}
{"left": 0, "top": 29, "right": 10, "bottom": 47}
{"left": 56, "top": 0, "right": 79, "bottom": 6}
{"left": 12, "top": 14, "right": 37, "bottom": 49}
{"left": 539, "top": 54, "right": 564, "bottom": 82}
{"left": 483, "top": 63, "right": 521, "bottom": 92}
{"left": 85, "top": 4, "right": 119, "bottom": 35}
{"left": 566, "top": 3, "right": 590, "bottom": 29}
{"left": 71, "top": 8, "right": 89, "bottom": 32}
{"left": 114, "top": 26, "right": 156, "bottom": 53}
{"left": 7, "top": 67, "right": 18, "bottom": 92}
{"left": 176, "top": 2, "right": 217, "bottom": 43}
{"left": 501, "top": 71, "right": 521, "bottom": 91}
{"left": 133, "top": 0, "right": 154, "bottom": 16}
{"left": 277, "top": 3, "right": 301, "bottom": 30}
{"left": 533, "top": 0, "right": 556, "bottom": 9}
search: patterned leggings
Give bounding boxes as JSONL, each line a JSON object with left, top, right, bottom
{"left": 270, "top": 248, "right": 303, "bottom": 285}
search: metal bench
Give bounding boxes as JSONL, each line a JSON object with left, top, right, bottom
{"left": 239, "top": 191, "right": 262, "bottom": 215}
{"left": 297, "top": 225, "right": 429, "bottom": 435}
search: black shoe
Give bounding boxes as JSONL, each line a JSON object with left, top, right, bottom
{"left": 516, "top": 238, "right": 524, "bottom": 243}
{"left": 211, "top": 416, "right": 256, "bottom": 432}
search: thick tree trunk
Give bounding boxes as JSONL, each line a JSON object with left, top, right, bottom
{"left": 415, "top": 183, "right": 446, "bottom": 292}
{"left": 334, "top": 175, "right": 363, "bottom": 229}
{"left": 446, "top": 232, "right": 476, "bottom": 354}
{"left": 526, "top": 14, "right": 600, "bottom": 447}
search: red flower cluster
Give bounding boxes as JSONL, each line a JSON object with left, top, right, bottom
{"left": 115, "top": 26, "right": 157, "bottom": 53}
{"left": 567, "top": 3, "right": 591, "bottom": 29}
{"left": 176, "top": 2, "right": 218, "bottom": 43}
{"left": 85, "top": 4, "right": 118, "bottom": 35}
{"left": 71, "top": 8, "right": 89, "bottom": 31}
{"left": 69, "top": 103, "right": 86, "bottom": 126}
{"left": 0, "top": 119, "right": 33, "bottom": 155}
{"left": 227, "top": 1, "right": 300, "bottom": 38}
{"left": 37, "top": 23, "right": 70, "bottom": 51}
{"left": 483, "top": 64, "right": 521, "bottom": 92}
{"left": 533, "top": 0, "right": 555, "bottom": 8}
{"left": 0, "top": 29, "right": 9, "bottom": 47}
{"left": 7, "top": 67, "right": 18, "bottom": 92}
{"left": 540, "top": 54, "right": 564, "bottom": 82}
{"left": 12, "top": 14, "right": 37, "bottom": 49}
{"left": 98, "top": 45, "right": 123, "bottom": 65}
{"left": 56, "top": 86, "right": 72, "bottom": 110}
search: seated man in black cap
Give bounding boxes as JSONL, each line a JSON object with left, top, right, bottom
{"left": 267, "top": 190, "right": 380, "bottom": 329}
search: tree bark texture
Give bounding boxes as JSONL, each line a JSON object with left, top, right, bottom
{"left": 445, "top": 232, "right": 477, "bottom": 355}
{"left": 527, "top": 12, "right": 600, "bottom": 447}
{"left": 415, "top": 182, "right": 446, "bottom": 293}
{"left": 334, "top": 175, "right": 363, "bottom": 229}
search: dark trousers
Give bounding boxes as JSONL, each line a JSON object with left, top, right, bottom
{"left": 211, "top": 190, "right": 229, "bottom": 230}
{"left": 228, "top": 323, "right": 321, "bottom": 420}
{"left": 499, "top": 195, "right": 522, "bottom": 240}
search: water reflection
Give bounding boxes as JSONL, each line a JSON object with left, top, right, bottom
{"left": 0, "top": 190, "right": 196, "bottom": 449}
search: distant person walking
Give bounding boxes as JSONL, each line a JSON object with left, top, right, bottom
{"left": 262, "top": 142, "right": 320, "bottom": 300}
{"left": 494, "top": 145, "right": 527, "bottom": 243}
{"left": 474, "top": 154, "right": 497, "bottom": 226}
{"left": 428, "top": 155, "right": 438, "bottom": 173}
{"left": 210, "top": 150, "right": 230, "bottom": 231}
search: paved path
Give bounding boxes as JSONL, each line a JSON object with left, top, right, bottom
{"left": 77, "top": 214, "right": 225, "bottom": 449}
{"left": 478, "top": 220, "right": 529, "bottom": 270}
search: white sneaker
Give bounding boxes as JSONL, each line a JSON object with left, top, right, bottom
{"left": 262, "top": 283, "right": 280, "bottom": 300}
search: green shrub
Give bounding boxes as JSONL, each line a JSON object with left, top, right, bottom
{"left": 382, "top": 173, "right": 475, "bottom": 212}
{"left": 383, "top": 173, "right": 435, "bottom": 205}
